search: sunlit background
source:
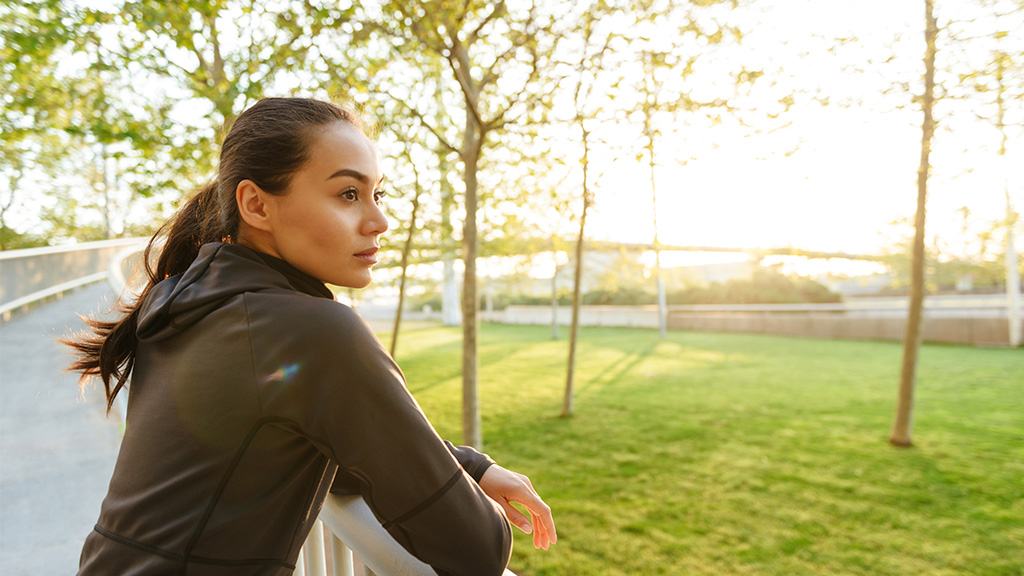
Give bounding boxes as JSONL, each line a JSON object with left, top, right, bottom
{"left": 2, "top": 0, "right": 1022, "bottom": 296}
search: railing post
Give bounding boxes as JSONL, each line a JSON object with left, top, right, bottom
{"left": 295, "top": 547, "right": 306, "bottom": 576}
{"left": 331, "top": 535, "right": 354, "bottom": 576}
{"left": 305, "top": 520, "right": 328, "bottom": 576}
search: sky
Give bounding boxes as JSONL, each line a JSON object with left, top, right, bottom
{"left": 579, "top": 0, "right": 1023, "bottom": 270}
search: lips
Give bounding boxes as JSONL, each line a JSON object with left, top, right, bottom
{"left": 355, "top": 247, "right": 379, "bottom": 265}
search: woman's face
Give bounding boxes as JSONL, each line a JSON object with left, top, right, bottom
{"left": 264, "top": 121, "right": 389, "bottom": 288}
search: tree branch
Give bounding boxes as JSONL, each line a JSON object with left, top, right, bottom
{"left": 390, "top": 96, "right": 460, "bottom": 154}
{"left": 466, "top": 0, "right": 506, "bottom": 46}
{"left": 446, "top": 36, "right": 487, "bottom": 130}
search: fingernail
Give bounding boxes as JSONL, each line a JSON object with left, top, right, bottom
{"left": 521, "top": 523, "right": 533, "bottom": 534}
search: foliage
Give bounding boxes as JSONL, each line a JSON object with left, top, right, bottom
{"left": 581, "top": 287, "right": 657, "bottom": 306}
{"left": 1, "top": 0, "right": 354, "bottom": 249}
{"left": 878, "top": 214, "right": 1023, "bottom": 293}
{"left": 668, "top": 268, "right": 841, "bottom": 304}
{"left": 1, "top": 0, "right": 75, "bottom": 248}
{"left": 388, "top": 323, "right": 1024, "bottom": 575}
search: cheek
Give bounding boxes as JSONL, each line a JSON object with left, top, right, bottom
{"left": 280, "top": 200, "right": 329, "bottom": 237}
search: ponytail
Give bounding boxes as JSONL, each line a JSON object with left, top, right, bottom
{"left": 63, "top": 182, "right": 224, "bottom": 413}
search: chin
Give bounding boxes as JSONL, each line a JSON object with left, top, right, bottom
{"left": 336, "top": 274, "right": 373, "bottom": 290}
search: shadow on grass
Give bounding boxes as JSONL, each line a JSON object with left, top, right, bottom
{"left": 575, "top": 339, "right": 658, "bottom": 402}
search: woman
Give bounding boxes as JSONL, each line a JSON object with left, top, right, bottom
{"left": 66, "top": 97, "right": 556, "bottom": 576}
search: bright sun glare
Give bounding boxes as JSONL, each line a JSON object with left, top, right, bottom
{"left": 575, "top": 0, "right": 1022, "bottom": 275}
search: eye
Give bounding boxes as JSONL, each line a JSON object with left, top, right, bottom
{"left": 339, "top": 188, "right": 358, "bottom": 201}
{"left": 373, "top": 188, "right": 387, "bottom": 204}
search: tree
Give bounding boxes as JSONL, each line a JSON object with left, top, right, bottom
{"left": 561, "top": 0, "right": 617, "bottom": 418}
{"left": 2, "top": 0, "right": 171, "bottom": 246}
{"left": 995, "top": 49, "right": 1022, "bottom": 347}
{"left": 1, "top": 0, "right": 76, "bottom": 249}
{"left": 98, "top": 0, "right": 351, "bottom": 187}
{"left": 388, "top": 144, "right": 426, "bottom": 358}
{"left": 977, "top": 30, "right": 1022, "bottom": 348}
{"left": 948, "top": 0, "right": 1023, "bottom": 346}
{"left": 891, "top": 0, "right": 938, "bottom": 448}
{"left": 558, "top": 0, "right": 768, "bottom": 413}
{"left": 364, "top": 0, "right": 560, "bottom": 449}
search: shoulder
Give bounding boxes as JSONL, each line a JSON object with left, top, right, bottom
{"left": 243, "top": 290, "right": 378, "bottom": 346}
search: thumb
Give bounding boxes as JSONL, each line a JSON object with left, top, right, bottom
{"left": 500, "top": 500, "right": 533, "bottom": 534}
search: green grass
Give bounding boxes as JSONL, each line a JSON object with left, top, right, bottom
{"left": 384, "top": 324, "right": 1024, "bottom": 576}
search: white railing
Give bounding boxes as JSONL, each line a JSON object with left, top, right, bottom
{"left": 97, "top": 242, "right": 513, "bottom": 576}
{"left": 0, "top": 238, "right": 148, "bottom": 321}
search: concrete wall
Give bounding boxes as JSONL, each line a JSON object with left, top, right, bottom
{"left": 496, "top": 305, "right": 661, "bottom": 329}
{"left": 667, "top": 313, "right": 1016, "bottom": 347}
{"left": 494, "top": 304, "right": 1022, "bottom": 347}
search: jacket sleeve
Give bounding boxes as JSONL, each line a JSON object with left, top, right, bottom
{"left": 250, "top": 297, "right": 512, "bottom": 576}
{"left": 443, "top": 441, "right": 495, "bottom": 483}
{"left": 330, "top": 442, "right": 492, "bottom": 494}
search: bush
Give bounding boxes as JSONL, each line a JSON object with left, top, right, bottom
{"left": 668, "top": 270, "right": 840, "bottom": 305}
{"left": 582, "top": 288, "right": 657, "bottom": 306}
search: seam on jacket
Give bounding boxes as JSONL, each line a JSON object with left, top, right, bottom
{"left": 381, "top": 468, "right": 463, "bottom": 529}
{"left": 92, "top": 525, "right": 295, "bottom": 568}
{"left": 395, "top": 524, "right": 418, "bottom": 558}
{"left": 241, "top": 293, "right": 265, "bottom": 416}
{"left": 242, "top": 291, "right": 333, "bottom": 560}
{"left": 180, "top": 416, "right": 294, "bottom": 568}
{"left": 286, "top": 453, "right": 332, "bottom": 559}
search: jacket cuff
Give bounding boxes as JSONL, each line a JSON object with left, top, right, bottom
{"left": 443, "top": 441, "right": 496, "bottom": 483}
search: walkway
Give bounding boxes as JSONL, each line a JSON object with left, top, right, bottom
{"left": 0, "top": 283, "right": 122, "bottom": 575}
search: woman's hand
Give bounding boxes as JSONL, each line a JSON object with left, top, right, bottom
{"left": 478, "top": 465, "right": 557, "bottom": 550}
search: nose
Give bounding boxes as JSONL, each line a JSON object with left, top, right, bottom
{"left": 362, "top": 201, "right": 389, "bottom": 236}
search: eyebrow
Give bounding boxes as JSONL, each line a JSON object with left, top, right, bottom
{"left": 326, "top": 169, "right": 385, "bottom": 185}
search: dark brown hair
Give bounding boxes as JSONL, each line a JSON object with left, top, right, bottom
{"left": 65, "top": 97, "right": 359, "bottom": 412}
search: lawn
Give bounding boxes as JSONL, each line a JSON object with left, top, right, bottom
{"left": 384, "top": 323, "right": 1024, "bottom": 576}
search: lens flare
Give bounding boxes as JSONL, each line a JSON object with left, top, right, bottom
{"left": 263, "top": 363, "right": 301, "bottom": 384}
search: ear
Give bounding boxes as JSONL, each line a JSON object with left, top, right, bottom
{"left": 236, "top": 179, "right": 273, "bottom": 233}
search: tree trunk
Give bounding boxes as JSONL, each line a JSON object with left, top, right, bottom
{"left": 995, "top": 53, "right": 1022, "bottom": 348}
{"left": 641, "top": 66, "right": 667, "bottom": 339}
{"left": 551, "top": 261, "right": 559, "bottom": 340}
{"left": 1006, "top": 204, "right": 1021, "bottom": 348}
{"left": 390, "top": 184, "right": 421, "bottom": 358}
{"left": 461, "top": 121, "right": 483, "bottom": 450}
{"left": 563, "top": 131, "right": 591, "bottom": 418}
{"left": 891, "top": 0, "right": 936, "bottom": 447}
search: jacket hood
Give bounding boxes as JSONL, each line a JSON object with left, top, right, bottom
{"left": 136, "top": 242, "right": 331, "bottom": 341}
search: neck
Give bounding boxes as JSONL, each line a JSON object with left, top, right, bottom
{"left": 234, "top": 227, "right": 281, "bottom": 260}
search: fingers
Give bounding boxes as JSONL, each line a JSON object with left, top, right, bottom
{"left": 530, "top": 504, "right": 556, "bottom": 550}
{"left": 479, "top": 466, "right": 557, "bottom": 549}
{"left": 531, "top": 510, "right": 546, "bottom": 549}
{"left": 501, "top": 500, "right": 533, "bottom": 534}
{"left": 511, "top": 475, "right": 556, "bottom": 549}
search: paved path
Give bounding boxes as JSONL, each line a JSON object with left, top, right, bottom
{"left": 0, "top": 283, "right": 123, "bottom": 575}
